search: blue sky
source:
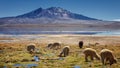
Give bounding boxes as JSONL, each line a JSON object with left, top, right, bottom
{"left": 0, "top": 0, "right": 120, "bottom": 21}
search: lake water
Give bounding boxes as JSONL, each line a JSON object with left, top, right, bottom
{"left": 0, "top": 26, "right": 120, "bottom": 35}
{"left": 0, "top": 30, "right": 120, "bottom": 35}
{"left": 95, "top": 31, "right": 120, "bottom": 35}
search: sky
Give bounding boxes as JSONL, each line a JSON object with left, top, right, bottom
{"left": 0, "top": 0, "right": 120, "bottom": 21}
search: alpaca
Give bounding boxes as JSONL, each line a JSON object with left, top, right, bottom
{"left": 100, "top": 49, "right": 117, "bottom": 65}
{"left": 59, "top": 46, "right": 70, "bottom": 57}
{"left": 47, "top": 43, "right": 53, "bottom": 49}
{"left": 27, "top": 44, "right": 35, "bottom": 52}
{"left": 79, "top": 41, "right": 83, "bottom": 48}
{"left": 83, "top": 48, "right": 100, "bottom": 62}
{"left": 50, "top": 42, "right": 61, "bottom": 50}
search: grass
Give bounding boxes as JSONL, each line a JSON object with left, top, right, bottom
{"left": 0, "top": 39, "right": 120, "bottom": 68}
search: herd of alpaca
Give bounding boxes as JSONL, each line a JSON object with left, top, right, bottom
{"left": 47, "top": 42, "right": 61, "bottom": 50}
{"left": 27, "top": 41, "right": 117, "bottom": 66}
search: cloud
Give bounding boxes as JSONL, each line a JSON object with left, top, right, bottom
{"left": 113, "top": 19, "right": 120, "bottom": 21}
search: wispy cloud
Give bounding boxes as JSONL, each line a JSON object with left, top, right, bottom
{"left": 113, "top": 19, "right": 120, "bottom": 21}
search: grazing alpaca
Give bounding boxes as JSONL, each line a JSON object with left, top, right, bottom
{"left": 27, "top": 44, "right": 35, "bottom": 52}
{"left": 50, "top": 42, "right": 61, "bottom": 50}
{"left": 79, "top": 41, "right": 83, "bottom": 48}
{"left": 100, "top": 49, "right": 117, "bottom": 65}
{"left": 83, "top": 48, "right": 100, "bottom": 62}
{"left": 47, "top": 43, "right": 53, "bottom": 49}
{"left": 59, "top": 46, "right": 70, "bottom": 57}
{"left": 88, "top": 43, "right": 99, "bottom": 47}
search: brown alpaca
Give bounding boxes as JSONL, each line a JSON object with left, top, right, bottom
{"left": 83, "top": 48, "right": 100, "bottom": 62}
{"left": 79, "top": 41, "right": 83, "bottom": 48}
{"left": 47, "top": 43, "right": 53, "bottom": 49}
{"left": 100, "top": 49, "right": 117, "bottom": 65}
{"left": 50, "top": 42, "right": 61, "bottom": 50}
{"left": 59, "top": 46, "right": 70, "bottom": 57}
{"left": 27, "top": 44, "right": 35, "bottom": 52}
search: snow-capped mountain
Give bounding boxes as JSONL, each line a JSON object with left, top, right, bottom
{"left": 16, "top": 7, "right": 97, "bottom": 20}
{"left": 0, "top": 7, "right": 99, "bottom": 24}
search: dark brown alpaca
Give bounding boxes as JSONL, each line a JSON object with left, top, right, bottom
{"left": 27, "top": 44, "right": 35, "bottom": 52}
{"left": 100, "top": 49, "right": 117, "bottom": 65}
{"left": 50, "top": 42, "right": 61, "bottom": 50}
{"left": 79, "top": 41, "right": 83, "bottom": 48}
{"left": 59, "top": 46, "right": 70, "bottom": 57}
{"left": 47, "top": 43, "right": 53, "bottom": 49}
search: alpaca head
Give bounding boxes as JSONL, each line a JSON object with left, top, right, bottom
{"left": 96, "top": 54, "right": 101, "bottom": 60}
{"left": 110, "top": 58, "right": 117, "bottom": 65}
{"left": 113, "top": 58, "right": 117, "bottom": 63}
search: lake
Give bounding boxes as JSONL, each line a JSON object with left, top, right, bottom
{"left": 0, "top": 25, "right": 120, "bottom": 35}
{"left": 0, "top": 30, "right": 120, "bottom": 35}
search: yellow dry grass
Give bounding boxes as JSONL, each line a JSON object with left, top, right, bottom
{"left": 0, "top": 35, "right": 120, "bottom": 68}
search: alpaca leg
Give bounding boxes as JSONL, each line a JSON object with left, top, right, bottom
{"left": 60, "top": 51, "right": 63, "bottom": 57}
{"left": 101, "top": 55, "right": 105, "bottom": 65}
{"left": 90, "top": 56, "right": 94, "bottom": 61}
{"left": 85, "top": 55, "right": 88, "bottom": 62}
{"left": 101, "top": 57, "right": 105, "bottom": 65}
{"left": 64, "top": 51, "right": 66, "bottom": 57}
{"left": 67, "top": 51, "right": 69, "bottom": 56}
{"left": 66, "top": 51, "right": 69, "bottom": 56}
{"left": 104, "top": 58, "right": 110, "bottom": 65}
